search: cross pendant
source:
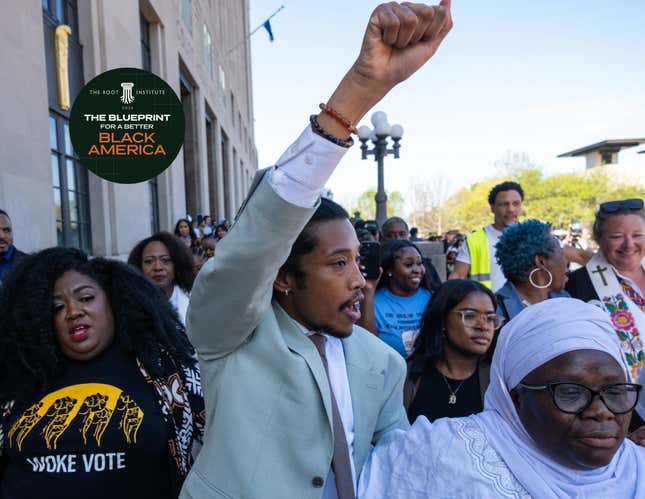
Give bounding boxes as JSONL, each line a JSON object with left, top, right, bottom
{"left": 448, "top": 394, "right": 457, "bottom": 404}
{"left": 592, "top": 265, "right": 609, "bottom": 286}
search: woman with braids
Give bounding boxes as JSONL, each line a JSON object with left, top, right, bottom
{"left": 0, "top": 248, "right": 205, "bottom": 499}
{"left": 128, "top": 232, "right": 195, "bottom": 324}
{"left": 404, "top": 279, "right": 501, "bottom": 423}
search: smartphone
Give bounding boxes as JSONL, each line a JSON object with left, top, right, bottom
{"left": 360, "top": 241, "right": 381, "bottom": 280}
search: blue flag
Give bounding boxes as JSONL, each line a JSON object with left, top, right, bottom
{"left": 263, "top": 20, "right": 274, "bottom": 42}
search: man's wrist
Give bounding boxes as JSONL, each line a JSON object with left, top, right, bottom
{"left": 318, "top": 68, "right": 387, "bottom": 135}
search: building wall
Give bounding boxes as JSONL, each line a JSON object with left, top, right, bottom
{"left": 0, "top": 1, "right": 56, "bottom": 253}
{"left": 0, "top": 0, "right": 257, "bottom": 257}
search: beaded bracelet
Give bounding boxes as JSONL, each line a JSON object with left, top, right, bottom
{"left": 310, "top": 114, "right": 354, "bottom": 148}
{"left": 319, "top": 103, "right": 359, "bottom": 135}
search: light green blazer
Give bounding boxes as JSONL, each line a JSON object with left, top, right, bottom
{"left": 180, "top": 172, "right": 408, "bottom": 499}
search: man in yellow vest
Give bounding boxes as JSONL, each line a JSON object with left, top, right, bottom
{"left": 449, "top": 182, "right": 523, "bottom": 291}
{"left": 449, "top": 182, "right": 592, "bottom": 291}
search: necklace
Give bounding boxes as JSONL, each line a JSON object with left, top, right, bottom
{"left": 441, "top": 374, "right": 467, "bottom": 404}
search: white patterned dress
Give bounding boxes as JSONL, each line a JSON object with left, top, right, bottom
{"left": 358, "top": 415, "right": 530, "bottom": 499}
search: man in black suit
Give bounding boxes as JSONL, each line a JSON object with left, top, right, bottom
{"left": 0, "top": 209, "right": 26, "bottom": 285}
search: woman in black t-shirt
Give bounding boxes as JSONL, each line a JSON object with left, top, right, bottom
{"left": 0, "top": 248, "right": 205, "bottom": 499}
{"left": 405, "top": 279, "right": 503, "bottom": 423}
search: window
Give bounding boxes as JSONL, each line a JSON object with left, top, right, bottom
{"left": 219, "top": 66, "right": 227, "bottom": 109}
{"left": 230, "top": 92, "right": 235, "bottom": 126}
{"left": 42, "top": 0, "right": 78, "bottom": 33}
{"left": 149, "top": 179, "right": 160, "bottom": 234}
{"left": 182, "top": 0, "right": 192, "bottom": 33}
{"left": 50, "top": 113, "right": 91, "bottom": 251}
{"left": 140, "top": 14, "right": 160, "bottom": 233}
{"left": 204, "top": 25, "right": 213, "bottom": 78}
{"left": 140, "top": 14, "right": 151, "bottom": 72}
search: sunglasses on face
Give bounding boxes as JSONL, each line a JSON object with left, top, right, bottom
{"left": 599, "top": 199, "right": 644, "bottom": 214}
{"left": 518, "top": 381, "right": 642, "bottom": 414}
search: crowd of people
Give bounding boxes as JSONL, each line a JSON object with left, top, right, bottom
{"left": 2, "top": 1, "right": 645, "bottom": 498}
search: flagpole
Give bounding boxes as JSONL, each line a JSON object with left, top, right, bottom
{"left": 225, "top": 5, "right": 285, "bottom": 56}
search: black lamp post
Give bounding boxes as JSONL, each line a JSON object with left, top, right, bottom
{"left": 358, "top": 111, "right": 404, "bottom": 228}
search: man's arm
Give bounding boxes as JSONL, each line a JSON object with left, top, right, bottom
{"left": 449, "top": 238, "right": 471, "bottom": 279}
{"left": 187, "top": 0, "right": 453, "bottom": 359}
{"left": 186, "top": 167, "right": 323, "bottom": 360}
{"left": 449, "top": 260, "right": 470, "bottom": 279}
{"left": 563, "top": 244, "right": 593, "bottom": 266}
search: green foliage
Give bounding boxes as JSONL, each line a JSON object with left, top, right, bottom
{"left": 434, "top": 166, "right": 645, "bottom": 232}
{"left": 349, "top": 188, "right": 405, "bottom": 221}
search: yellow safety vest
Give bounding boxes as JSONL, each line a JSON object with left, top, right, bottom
{"left": 466, "top": 227, "right": 492, "bottom": 290}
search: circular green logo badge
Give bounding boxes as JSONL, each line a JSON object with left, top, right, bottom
{"left": 70, "top": 68, "right": 184, "bottom": 184}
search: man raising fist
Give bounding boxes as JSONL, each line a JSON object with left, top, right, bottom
{"left": 181, "top": 3, "right": 453, "bottom": 498}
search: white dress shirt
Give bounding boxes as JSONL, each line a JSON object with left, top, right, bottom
{"left": 267, "top": 125, "right": 356, "bottom": 497}
{"left": 267, "top": 125, "right": 347, "bottom": 208}
{"left": 169, "top": 284, "right": 190, "bottom": 325}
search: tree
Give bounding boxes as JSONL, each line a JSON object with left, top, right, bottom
{"left": 349, "top": 188, "right": 405, "bottom": 221}
{"left": 439, "top": 165, "right": 645, "bottom": 233}
{"left": 408, "top": 175, "right": 453, "bottom": 236}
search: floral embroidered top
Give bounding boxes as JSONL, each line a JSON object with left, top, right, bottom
{"left": 606, "top": 273, "right": 645, "bottom": 382}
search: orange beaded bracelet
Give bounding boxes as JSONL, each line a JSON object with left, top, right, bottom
{"left": 319, "top": 103, "right": 359, "bottom": 135}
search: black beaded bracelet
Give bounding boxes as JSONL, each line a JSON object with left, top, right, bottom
{"left": 310, "top": 114, "right": 354, "bottom": 148}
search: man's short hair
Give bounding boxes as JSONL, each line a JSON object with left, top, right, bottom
{"left": 280, "top": 198, "right": 349, "bottom": 281}
{"left": 488, "top": 181, "right": 524, "bottom": 206}
{"left": 0, "top": 209, "right": 10, "bottom": 220}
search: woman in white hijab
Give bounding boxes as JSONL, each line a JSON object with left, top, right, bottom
{"left": 358, "top": 298, "right": 645, "bottom": 498}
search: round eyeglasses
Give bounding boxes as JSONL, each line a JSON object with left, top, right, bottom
{"left": 456, "top": 309, "right": 505, "bottom": 330}
{"left": 517, "top": 382, "right": 642, "bottom": 414}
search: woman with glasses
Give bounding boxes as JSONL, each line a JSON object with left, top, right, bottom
{"left": 495, "top": 219, "right": 570, "bottom": 322}
{"left": 359, "top": 298, "right": 645, "bottom": 498}
{"left": 128, "top": 232, "right": 195, "bottom": 324}
{"left": 360, "top": 240, "right": 432, "bottom": 358}
{"left": 405, "top": 279, "right": 501, "bottom": 423}
{"left": 566, "top": 198, "right": 645, "bottom": 382}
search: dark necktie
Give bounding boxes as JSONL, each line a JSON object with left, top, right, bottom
{"left": 309, "top": 333, "right": 356, "bottom": 499}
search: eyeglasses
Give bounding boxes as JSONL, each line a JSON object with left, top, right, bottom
{"left": 599, "top": 199, "right": 644, "bottom": 214}
{"left": 455, "top": 309, "right": 505, "bottom": 329}
{"left": 518, "top": 382, "right": 642, "bottom": 414}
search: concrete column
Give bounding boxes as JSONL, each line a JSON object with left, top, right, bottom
{"left": 224, "top": 136, "right": 235, "bottom": 218}
{"left": 194, "top": 89, "right": 210, "bottom": 216}
{"left": 213, "top": 123, "right": 225, "bottom": 219}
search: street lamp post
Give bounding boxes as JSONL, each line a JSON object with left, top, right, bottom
{"left": 357, "top": 111, "right": 404, "bottom": 228}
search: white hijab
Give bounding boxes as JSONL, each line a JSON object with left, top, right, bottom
{"left": 477, "top": 297, "right": 645, "bottom": 498}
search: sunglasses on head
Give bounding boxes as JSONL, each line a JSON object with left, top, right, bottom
{"left": 599, "top": 198, "right": 644, "bottom": 214}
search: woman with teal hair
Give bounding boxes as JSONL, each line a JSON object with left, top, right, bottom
{"left": 495, "top": 219, "right": 569, "bottom": 322}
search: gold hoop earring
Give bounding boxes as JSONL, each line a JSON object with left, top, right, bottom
{"left": 528, "top": 268, "right": 552, "bottom": 289}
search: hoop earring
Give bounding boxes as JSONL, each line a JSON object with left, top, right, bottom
{"left": 529, "top": 268, "right": 552, "bottom": 289}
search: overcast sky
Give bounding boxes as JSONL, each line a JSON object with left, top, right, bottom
{"left": 248, "top": 1, "right": 645, "bottom": 209}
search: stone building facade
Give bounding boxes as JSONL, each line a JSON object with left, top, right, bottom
{"left": 0, "top": 0, "right": 257, "bottom": 257}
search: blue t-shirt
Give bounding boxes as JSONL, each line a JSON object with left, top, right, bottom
{"left": 373, "top": 287, "right": 432, "bottom": 358}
